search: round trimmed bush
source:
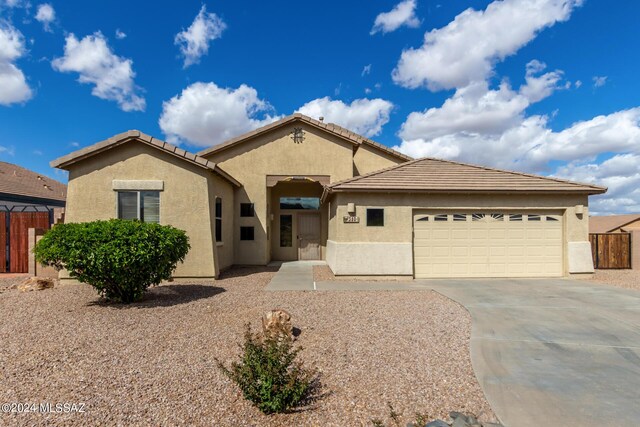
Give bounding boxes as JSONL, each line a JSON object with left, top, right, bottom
{"left": 34, "top": 219, "right": 190, "bottom": 303}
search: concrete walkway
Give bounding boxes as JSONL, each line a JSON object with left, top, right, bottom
{"left": 427, "top": 278, "right": 640, "bottom": 427}
{"left": 265, "top": 261, "right": 326, "bottom": 291}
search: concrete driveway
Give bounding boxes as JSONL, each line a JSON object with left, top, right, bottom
{"left": 427, "top": 278, "right": 640, "bottom": 427}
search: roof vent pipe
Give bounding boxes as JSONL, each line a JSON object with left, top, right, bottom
{"left": 319, "top": 116, "right": 324, "bottom": 122}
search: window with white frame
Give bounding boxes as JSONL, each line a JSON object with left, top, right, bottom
{"left": 117, "top": 191, "right": 160, "bottom": 223}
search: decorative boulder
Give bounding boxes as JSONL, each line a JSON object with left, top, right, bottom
{"left": 262, "top": 309, "right": 293, "bottom": 341}
{"left": 13, "top": 277, "right": 55, "bottom": 292}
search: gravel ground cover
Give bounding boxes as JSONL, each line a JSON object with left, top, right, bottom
{"left": 0, "top": 267, "right": 494, "bottom": 426}
{"left": 0, "top": 275, "right": 28, "bottom": 294}
{"left": 313, "top": 265, "right": 335, "bottom": 282}
{"left": 588, "top": 269, "right": 640, "bottom": 291}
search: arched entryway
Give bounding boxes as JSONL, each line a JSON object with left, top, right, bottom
{"left": 267, "top": 176, "right": 328, "bottom": 261}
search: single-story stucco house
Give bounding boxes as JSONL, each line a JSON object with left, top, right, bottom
{"left": 50, "top": 113, "right": 606, "bottom": 279}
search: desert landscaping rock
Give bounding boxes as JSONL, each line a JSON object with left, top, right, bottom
{"left": 0, "top": 267, "right": 495, "bottom": 426}
{"left": 589, "top": 269, "right": 640, "bottom": 291}
{"left": 10, "top": 276, "right": 56, "bottom": 292}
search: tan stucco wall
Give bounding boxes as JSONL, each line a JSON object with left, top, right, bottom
{"left": 353, "top": 143, "right": 405, "bottom": 176}
{"left": 64, "top": 141, "right": 234, "bottom": 278}
{"left": 204, "top": 123, "right": 356, "bottom": 265}
{"left": 327, "top": 192, "right": 591, "bottom": 276}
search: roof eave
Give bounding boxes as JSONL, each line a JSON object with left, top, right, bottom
{"left": 327, "top": 187, "right": 608, "bottom": 195}
{"left": 51, "top": 133, "right": 212, "bottom": 172}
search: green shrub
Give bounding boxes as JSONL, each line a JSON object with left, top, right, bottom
{"left": 34, "top": 219, "right": 190, "bottom": 303}
{"left": 217, "top": 324, "right": 317, "bottom": 414}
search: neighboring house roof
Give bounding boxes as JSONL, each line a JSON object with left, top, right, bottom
{"left": 0, "top": 161, "right": 67, "bottom": 203}
{"left": 324, "top": 157, "right": 607, "bottom": 196}
{"left": 50, "top": 130, "right": 241, "bottom": 187}
{"left": 589, "top": 214, "right": 640, "bottom": 233}
{"left": 197, "top": 113, "right": 413, "bottom": 162}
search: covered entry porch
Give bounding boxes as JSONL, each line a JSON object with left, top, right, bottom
{"left": 267, "top": 175, "right": 328, "bottom": 262}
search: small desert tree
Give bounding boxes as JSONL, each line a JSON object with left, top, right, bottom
{"left": 34, "top": 219, "right": 190, "bottom": 303}
{"left": 217, "top": 324, "right": 318, "bottom": 414}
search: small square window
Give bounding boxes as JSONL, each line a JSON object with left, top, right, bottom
{"left": 434, "top": 214, "right": 448, "bottom": 221}
{"left": 367, "top": 208, "right": 384, "bottom": 227}
{"left": 453, "top": 214, "right": 467, "bottom": 221}
{"left": 240, "top": 226, "right": 254, "bottom": 241}
{"left": 509, "top": 214, "right": 523, "bottom": 222}
{"left": 240, "top": 203, "right": 254, "bottom": 217}
{"left": 528, "top": 214, "right": 541, "bottom": 222}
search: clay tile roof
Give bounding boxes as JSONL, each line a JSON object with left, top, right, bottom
{"left": 326, "top": 157, "right": 607, "bottom": 195}
{"left": 197, "top": 113, "right": 413, "bottom": 162}
{"left": 0, "top": 161, "right": 67, "bottom": 202}
{"left": 589, "top": 214, "right": 640, "bottom": 233}
{"left": 50, "top": 130, "right": 241, "bottom": 187}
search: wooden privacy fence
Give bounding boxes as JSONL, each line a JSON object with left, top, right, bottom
{"left": 0, "top": 211, "right": 51, "bottom": 273}
{"left": 589, "top": 233, "right": 632, "bottom": 269}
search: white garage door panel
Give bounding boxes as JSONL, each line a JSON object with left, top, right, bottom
{"left": 414, "top": 212, "right": 563, "bottom": 278}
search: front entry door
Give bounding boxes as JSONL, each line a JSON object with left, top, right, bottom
{"left": 297, "top": 213, "right": 321, "bottom": 260}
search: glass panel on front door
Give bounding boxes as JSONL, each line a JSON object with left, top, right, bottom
{"left": 280, "top": 215, "right": 293, "bottom": 247}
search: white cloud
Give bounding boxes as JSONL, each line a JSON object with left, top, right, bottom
{"left": 297, "top": 97, "right": 394, "bottom": 137}
{"left": 400, "top": 62, "right": 564, "bottom": 142}
{"left": 575, "top": 79, "right": 582, "bottom": 88}
{"left": 2, "top": 0, "right": 22, "bottom": 8}
{"left": 159, "top": 82, "right": 281, "bottom": 147}
{"left": 520, "top": 60, "right": 565, "bottom": 102}
{"left": 401, "top": 81, "right": 529, "bottom": 140}
{"left": 52, "top": 32, "right": 145, "bottom": 112}
{"left": 371, "top": 0, "right": 420, "bottom": 35}
{"left": 554, "top": 154, "right": 640, "bottom": 214}
{"left": 35, "top": 3, "right": 55, "bottom": 32}
{"left": 592, "top": 75, "right": 607, "bottom": 88}
{"left": 175, "top": 5, "right": 226, "bottom": 68}
{"left": 362, "top": 64, "right": 371, "bottom": 76}
{"left": 392, "top": 0, "right": 582, "bottom": 90}
{"left": 115, "top": 29, "right": 126, "bottom": 39}
{"left": 396, "top": 102, "right": 640, "bottom": 170}
{"left": 0, "top": 22, "right": 33, "bottom": 105}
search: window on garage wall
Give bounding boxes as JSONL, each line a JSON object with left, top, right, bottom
{"left": 367, "top": 208, "right": 384, "bottom": 226}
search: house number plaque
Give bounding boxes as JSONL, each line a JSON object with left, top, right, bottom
{"left": 343, "top": 216, "right": 360, "bottom": 223}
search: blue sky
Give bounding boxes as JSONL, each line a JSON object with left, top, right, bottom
{"left": 1, "top": 0, "right": 639, "bottom": 214}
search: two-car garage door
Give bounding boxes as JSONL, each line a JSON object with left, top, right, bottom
{"left": 413, "top": 211, "right": 563, "bottom": 278}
